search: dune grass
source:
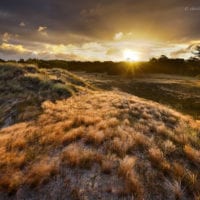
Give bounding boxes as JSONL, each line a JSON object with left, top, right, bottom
{"left": 0, "top": 62, "right": 92, "bottom": 128}
{"left": 0, "top": 89, "right": 199, "bottom": 199}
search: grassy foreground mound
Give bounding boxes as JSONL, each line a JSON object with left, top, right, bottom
{"left": 0, "top": 62, "right": 91, "bottom": 128}
{"left": 0, "top": 90, "right": 199, "bottom": 200}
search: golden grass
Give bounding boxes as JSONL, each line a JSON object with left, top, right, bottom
{"left": 0, "top": 171, "right": 23, "bottom": 193}
{"left": 172, "top": 162, "right": 186, "bottom": 180}
{"left": 118, "top": 156, "right": 136, "bottom": 177}
{"left": 85, "top": 127, "right": 105, "bottom": 145}
{"left": 148, "top": 147, "right": 164, "bottom": 164}
{"left": 148, "top": 147, "right": 171, "bottom": 171}
{"left": 163, "top": 140, "right": 176, "bottom": 154}
{"left": 61, "top": 144, "right": 102, "bottom": 168}
{"left": 62, "top": 126, "right": 85, "bottom": 145}
{"left": 25, "top": 159, "right": 58, "bottom": 187}
{"left": 118, "top": 156, "right": 144, "bottom": 198}
{"left": 100, "top": 158, "right": 113, "bottom": 174}
{"left": 0, "top": 90, "right": 199, "bottom": 199}
{"left": 184, "top": 145, "right": 200, "bottom": 165}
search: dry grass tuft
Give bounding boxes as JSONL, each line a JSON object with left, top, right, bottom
{"left": 0, "top": 152, "right": 26, "bottom": 169}
{"left": 156, "top": 124, "right": 170, "bottom": 136}
{"left": 184, "top": 145, "right": 200, "bottom": 165}
{"left": 172, "top": 162, "right": 186, "bottom": 180}
{"left": 0, "top": 171, "right": 23, "bottom": 193}
{"left": 62, "top": 126, "right": 85, "bottom": 145}
{"left": 111, "top": 137, "right": 128, "bottom": 157}
{"left": 118, "top": 156, "right": 144, "bottom": 198}
{"left": 26, "top": 159, "right": 58, "bottom": 187}
{"left": 85, "top": 127, "right": 105, "bottom": 145}
{"left": 165, "top": 180, "right": 184, "bottom": 200}
{"left": 100, "top": 158, "right": 113, "bottom": 174}
{"left": 148, "top": 147, "right": 164, "bottom": 164}
{"left": 148, "top": 147, "right": 171, "bottom": 171}
{"left": 132, "top": 132, "right": 151, "bottom": 149}
{"left": 61, "top": 144, "right": 101, "bottom": 168}
{"left": 163, "top": 140, "right": 176, "bottom": 154}
{"left": 118, "top": 156, "right": 136, "bottom": 177}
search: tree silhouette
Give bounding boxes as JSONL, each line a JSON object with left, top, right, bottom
{"left": 192, "top": 45, "right": 200, "bottom": 59}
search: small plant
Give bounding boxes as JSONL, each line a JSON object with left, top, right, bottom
{"left": 26, "top": 159, "right": 58, "bottom": 187}
{"left": 118, "top": 156, "right": 144, "bottom": 198}
{"left": 118, "top": 156, "right": 136, "bottom": 177}
{"left": 148, "top": 147, "right": 164, "bottom": 164}
{"left": 165, "top": 180, "right": 184, "bottom": 200}
{"left": 172, "top": 162, "right": 186, "bottom": 180}
{"left": 184, "top": 145, "right": 200, "bottom": 165}
{"left": 100, "top": 158, "right": 113, "bottom": 174}
{"left": 62, "top": 126, "right": 85, "bottom": 145}
{"left": 85, "top": 128, "right": 105, "bottom": 145}
{"left": 163, "top": 140, "right": 176, "bottom": 154}
{"left": 61, "top": 144, "right": 102, "bottom": 168}
{"left": 148, "top": 147, "right": 170, "bottom": 171}
{"left": 0, "top": 171, "right": 23, "bottom": 193}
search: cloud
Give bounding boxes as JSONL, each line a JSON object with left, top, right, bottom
{"left": 0, "top": 1, "right": 199, "bottom": 46}
{"left": 0, "top": 10, "right": 12, "bottom": 19}
{"left": 170, "top": 47, "right": 190, "bottom": 58}
{"left": 2, "top": 32, "right": 11, "bottom": 42}
{"left": 0, "top": 43, "right": 28, "bottom": 53}
{"left": 0, "top": 39, "right": 196, "bottom": 61}
{"left": 38, "top": 26, "right": 47, "bottom": 32}
{"left": 170, "top": 42, "right": 200, "bottom": 58}
{"left": 113, "top": 32, "right": 134, "bottom": 41}
{"left": 19, "top": 22, "right": 25, "bottom": 27}
{"left": 37, "top": 26, "right": 48, "bottom": 36}
{"left": 114, "top": 32, "right": 124, "bottom": 40}
{"left": 106, "top": 48, "right": 121, "bottom": 56}
{"left": 80, "top": 4, "right": 102, "bottom": 19}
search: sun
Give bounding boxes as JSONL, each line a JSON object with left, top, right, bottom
{"left": 123, "top": 49, "right": 140, "bottom": 62}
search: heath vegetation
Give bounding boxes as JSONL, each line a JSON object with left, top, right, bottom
{"left": 0, "top": 63, "right": 199, "bottom": 199}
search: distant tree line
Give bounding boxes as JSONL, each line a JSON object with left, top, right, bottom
{"left": 23, "top": 56, "right": 200, "bottom": 77}
{"left": 1, "top": 46, "right": 200, "bottom": 77}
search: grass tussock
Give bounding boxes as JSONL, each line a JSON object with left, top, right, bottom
{"left": 148, "top": 147, "right": 171, "bottom": 171}
{"left": 61, "top": 144, "right": 102, "bottom": 168}
{"left": 62, "top": 126, "right": 85, "bottom": 145}
{"left": 100, "top": 158, "right": 113, "bottom": 174}
{"left": 26, "top": 159, "right": 58, "bottom": 187}
{"left": 0, "top": 171, "right": 23, "bottom": 193}
{"left": 85, "top": 127, "right": 105, "bottom": 145}
{"left": 184, "top": 145, "right": 200, "bottom": 165}
{"left": 118, "top": 156, "right": 144, "bottom": 198}
{"left": 165, "top": 180, "right": 184, "bottom": 200}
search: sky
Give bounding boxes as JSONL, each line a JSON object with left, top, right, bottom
{"left": 0, "top": 0, "right": 200, "bottom": 61}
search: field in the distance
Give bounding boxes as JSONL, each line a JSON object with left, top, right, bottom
{"left": 75, "top": 72, "right": 200, "bottom": 119}
{"left": 0, "top": 63, "right": 199, "bottom": 200}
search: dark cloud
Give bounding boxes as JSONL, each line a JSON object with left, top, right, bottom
{"left": 0, "top": 0, "right": 199, "bottom": 60}
{"left": 0, "top": 0, "right": 199, "bottom": 40}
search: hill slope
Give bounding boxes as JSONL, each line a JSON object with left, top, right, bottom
{"left": 0, "top": 88, "right": 200, "bottom": 199}
{"left": 0, "top": 62, "right": 92, "bottom": 128}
